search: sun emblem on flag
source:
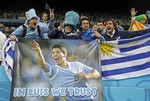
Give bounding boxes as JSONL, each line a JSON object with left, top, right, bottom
{"left": 100, "top": 42, "right": 114, "bottom": 56}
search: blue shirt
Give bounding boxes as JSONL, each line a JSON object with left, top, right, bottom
{"left": 38, "top": 21, "right": 49, "bottom": 29}
{"left": 44, "top": 61, "right": 94, "bottom": 101}
{"left": 10, "top": 25, "right": 48, "bottom": 39}
{"left": 82, "top": 28, "right": 105, "bottom": 41}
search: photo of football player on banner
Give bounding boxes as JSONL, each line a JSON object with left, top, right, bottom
{"left": 10, "top": 38, "right": 102, "bottom": 101}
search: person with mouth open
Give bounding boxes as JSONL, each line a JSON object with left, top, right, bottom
{"left": 9, "top": 8, "right": 49, "bottom": 41}
{"left": 29, "top": 40, "right": 100, "bottom": 101}
{"left": 102, "top": 19, "right": 150, "bottom": 41}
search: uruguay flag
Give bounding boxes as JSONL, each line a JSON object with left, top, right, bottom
{"left": 2, "top": 39, "right": 16, "bottom": 81}
{"left": 101, "top": 32, "right": 150, "bottom": 80}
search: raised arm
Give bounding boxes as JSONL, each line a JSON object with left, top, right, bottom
{"left": 49, "top": 8, "right": 55, "bottom": 31}
{"left": 29, "top": 40, "right": 47, "bottom": 69}
{"left": 49, "top": 8, "right": 55, "bottom": 21}
{"left": 128, "top": 8, "right": 138, "bottom": 31}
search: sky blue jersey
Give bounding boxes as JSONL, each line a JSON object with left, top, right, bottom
{"left": 43, "top": 61, "right": 96, "bottom": 101}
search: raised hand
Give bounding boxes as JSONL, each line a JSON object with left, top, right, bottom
{"left": 130, "top": 8, "right": 138, "bottom": 17}
{"left": 49, "top": 8, "right": 55, "bottom": 21}
{"left": 29, "top": 40, "right": 40, "bottom": 51}
{"left": 58, "top": 23, "right": 63, "bottom": 31}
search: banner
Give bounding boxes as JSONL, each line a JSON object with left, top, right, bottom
{"left": 10, "top": 38, "right": 102, "bottom": 101}
{"left": 101, "top": 32, "right": 150, "bottom": 80}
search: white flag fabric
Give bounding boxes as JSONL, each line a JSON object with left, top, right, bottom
{"left": 101, "top": 32, "right": 150, "bottom": 80}
{"left": 2, "top": 39, "right": 16, "bottom": 81}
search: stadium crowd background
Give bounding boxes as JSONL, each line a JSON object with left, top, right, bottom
{"left": 0, "top": 0, "right": 150, "bottom": 36}
{"left": 0, "top": 9, "right": 131, "bottom": 26}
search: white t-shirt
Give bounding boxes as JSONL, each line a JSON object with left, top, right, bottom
{"left": 0, "top": 31, "right": 6, "bottom": 61}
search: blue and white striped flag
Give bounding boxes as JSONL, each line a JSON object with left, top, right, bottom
{"left": 2, "top": 39, "right": 16, "bottom": 81}
{"left": 101, "top": 32, "right": 150, "bottom": 80}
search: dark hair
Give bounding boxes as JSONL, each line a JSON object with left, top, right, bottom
{"left": 80, "top": 17, "right": 91, "bottom": 26}
{"left": 96, "top": 20, "right": 105, "bottom": 25}
{"left": 52, "top": 44, "right": 67, "bottom": 54}
{"left": 41, "top": 12, "right": 48, "bottom": 17}
{"left": 105, "top": 19, "right": 117, "bottom": 28}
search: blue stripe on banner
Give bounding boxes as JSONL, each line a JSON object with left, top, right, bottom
{"left": 118, "top": 32, "right": 150, "bottom": 44}
{"left": 3, "top": 39, "right": 15, "bottom": 81}
{"left": 101, "top": 51, "right": 150, "bottom": 66}
{"left": 120, "top": 40, "right": 150, "bottom": 53}
{"left": 7, "top": 48, "right": 14, "bottom": 59}
{"left": 102, "top": 61, "right": 150, "bottom": 77}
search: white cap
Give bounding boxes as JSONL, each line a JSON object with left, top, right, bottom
{"left": 25, "top": 8, "right": 39, "bottom": 21}
{"left": 24, "top": 8, "right": 40, "bottom": 26}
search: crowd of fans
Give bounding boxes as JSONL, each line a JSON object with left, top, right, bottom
{"left": 0, "top": 9, "right": 131, "bottom": 26}
{"left": 0, "top": 7, "right": 150, "bottom": 38}
{"left": 0, "top": 8, "right": 133, "bottom": 39}
{"left": 0, "top": 7, "right": 150, "bottom": 64}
